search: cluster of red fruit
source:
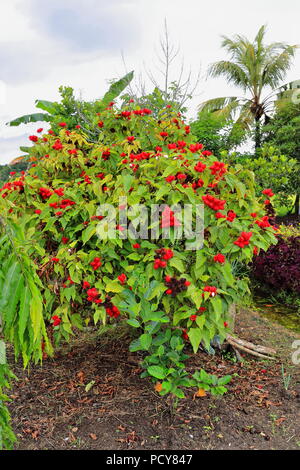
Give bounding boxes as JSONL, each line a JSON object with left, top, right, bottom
{"left": 49, "top": 199, "right": 75, "bottom": 210}
{"left": 39, "top": 187, "right": 53, "bottom": 199}
{"left": 194, "top": 161, "right": 207, "bottom": 173}
{"left": 189, "top": 143, "right": 204, "bottom": 153}
{"left": 103, "top": 297, "right": 121, "bottom": 318}
{"left": 165, "top": 173, "right": 187, "bottom": 183}
{"left": 102, "top": 149, "right": 111, "bottom": 161}
{"left": 213, "top": 254, "right": 226, "bottom": 264}
{"left": 191, "top": 178, "right": 204, "bottom": 190}
{"left": 119, "top": 108, "right": 152, "bottom": 119}
{"left": 165, "top": 276, "right": 191, "bottom": 297}
{"left": 90, "top": 257, "right": 102, "bottom": 271}
{"left": 234, "top": 232, "right": 253, "bottom": 248}
{"left": 166, "top": 140, "right": 188, "bottom": 151}
{"left": 202, "top": 194, "right": 226, "bottom": 211}
{"left": 118, "top": 274, "right": 127, "bottom": 285}
{"left": 215, "top": 210, "right": 236, "bottom": 221}
{"left": 153, "top": 248, "right": 174, "bottom": 269}
{"left": 86, "top": 287, "right": 102, "bottom": 304}
{"left": 164, "top": 276, "right": 191, "bottom": 297}
{"left": 255, "top": 216, "right": 271, "bottom": 229}
{"left": 209, "top": 161, "right": 227, "bottom": 178}
{"left": 126, "top": 151, "right": 152, "bottom": 163}
{"left": 51, "top": 315, "right": 61, "bottom": 326}
{"left": 52, "top": 139, "right": 63, "bottom": 151}
{"left": 262, "top": 188, "right": 274, "bottom": 198}
{"left": 0, "top": 179, "right": 25, "bottom": 198}
{"left": 161, "top": 206, "right": 181, "bottom": 228}
{"left": 203, "top": 286, "right": 217, "bottom": 297}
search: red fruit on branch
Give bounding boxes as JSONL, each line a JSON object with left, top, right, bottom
{"left": 52, "top": 315, "right": 61, "bottom": 326}
{"left": 213, "top": 254, "right": 226, "bottom": 264}
{"left": 90, "top": 257, "right": 102, "bottom": 270}
{"left": 234, "top": 232, "right": 253, "bottom": 248}
{"left": 262, "top": 188, "right": 274, "bottom": 198}
{"left": 118, "top": 273, "right": 127, "bottom": 285}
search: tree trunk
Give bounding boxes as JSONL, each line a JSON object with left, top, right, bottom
{"left": 254, "top": 118, "right": 261, "bottom": 152}
{"left": 294, "top": 194, "right": 300, "bottom": 215}
{"left": 228, "top": 303, "right": 236, "bottom": 330}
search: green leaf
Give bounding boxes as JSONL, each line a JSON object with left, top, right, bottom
{"left": 7, "top": 113, "right": 51, "bottom": 127}
{"left": 173, "top": 388, "right": 185, "bottom": 398}
{"left": 0, "top": 341, "right": 6, "bottom": 364}
{"left": 155, "top": 185, "right": 170, "bottom": 201}
{"left": 129, "top": 338, "right": 141, "bottom": 352}
{"left": 211, "top": 297, "right": 223, "bottom": 319}
{"left": 222, "top": 262, "right": 235, "bottom": 284}
{"left": 35, "top": 99, "right": 59, "bottom": 115}
{"left": 189, "top": 286, "right": 203, "bottom": 309}
{"left": 127, "top": 318, "right": 140, "bottom": 328}
{"left": 147, "top": 365, "right": 166, "bottom": 380}
{"left": 218, "top": 375, "right": 232, "bottom": 386}
{"left": 105, "top": 281, "right": 124, "bottom": 293}
{"left": 85, "top": 380, "right": 95, "bottom": 392}
{"left": 169, "top": 257, "right": 185, "bottom": 273}
{"left": 29, "top": 296, "right": 43, "bottom": 341}
{"left": 140, "top": 333, "right": 152, "bottom": 350}
{"left": 0, "top": 261, "right": 21, "bottom": 316}
{"left": 188, "top": 328, "right": 203, "bottom": 353}
{"left": 99, "top": 71, "right": 134, "bottom": 110}
{"left": 196, "top": 315, "right": 205, "bottom": 329}
{"left": 82, "top": 225, "right": 96, "bottom": 244}
{"left": 122, "top": 173, "right": 134, "bottom": 192}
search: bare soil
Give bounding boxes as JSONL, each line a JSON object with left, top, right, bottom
{"left": 8, "top": 307, "right": 300, "bottom": 450}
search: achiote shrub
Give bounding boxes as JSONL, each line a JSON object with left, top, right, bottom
{"left": 0, "top": 90, "right": 278, "bottom": 438}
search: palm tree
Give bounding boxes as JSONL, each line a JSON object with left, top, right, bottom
{"left": 199, "top": 25, "right": 298, "bottom": 150}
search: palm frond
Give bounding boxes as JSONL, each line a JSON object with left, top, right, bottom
{"left": 234, "top": 102, "right": 255, "bottom": 130}
{"left": 262, "top": 46, "right": 298, "bottom": 89}
{"left": 221, "top": 35, "right": 249, "bottom": 59}
{"left": 198, "top": 96, "right": 241, "bottom": 120}
{"left": 255, "top": 25, "right": 267, "bottom": 50}
{"left": 208, "top": 61, "right": 249, "bottom": 90}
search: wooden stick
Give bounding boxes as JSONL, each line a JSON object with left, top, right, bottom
{"left": 227, "top": 334, "right": 276, "bottom": 355}
{"left": 227, "top": 337, "right": 276, "bottom": 360}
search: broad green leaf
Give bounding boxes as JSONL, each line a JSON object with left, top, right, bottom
{"left": 0, "top": 341, "right": 6, "bottom": 364}
{"left": 99, "top": 71, "right": 134, "bottom": 110}
{"left": 105, "top": 281, "right": 124, "bottom": 293}
{"left": 169, "top": 257, "right": 185, "bottom": 273}
{"left": 127, "top": 318, "right": 140, "bottom": 328}
{"left": 140, "top": 333, "right": 152, "bottom": 350}
{"left": 35, "top": 99, "right": 59, "bottom": 114}
{"left": 82, "top": 225, "right": 96, "bottom": 244}
{"left": 147, "top": 365, "right": 166, "bottom": 380}
{"left": 188, "top": 328, "right": 203, "bottom": 353}
{"left": 7, "top": 113, "right": 50, "bottom": 127}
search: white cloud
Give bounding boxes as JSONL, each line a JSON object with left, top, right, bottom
{"left": 0, "top": 0, "right": 300, "bottom": 164}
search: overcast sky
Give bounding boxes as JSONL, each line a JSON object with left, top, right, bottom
{"left": 0, "top": 0, "right": 299, "bottom": 165}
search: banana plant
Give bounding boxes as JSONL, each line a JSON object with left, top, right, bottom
{"left": 7, "top": 71, "right": 134, "bottom": 128}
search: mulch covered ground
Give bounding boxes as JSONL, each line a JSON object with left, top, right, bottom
{"left": 8, "top": 307, "right": 300, "bottom": 450}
